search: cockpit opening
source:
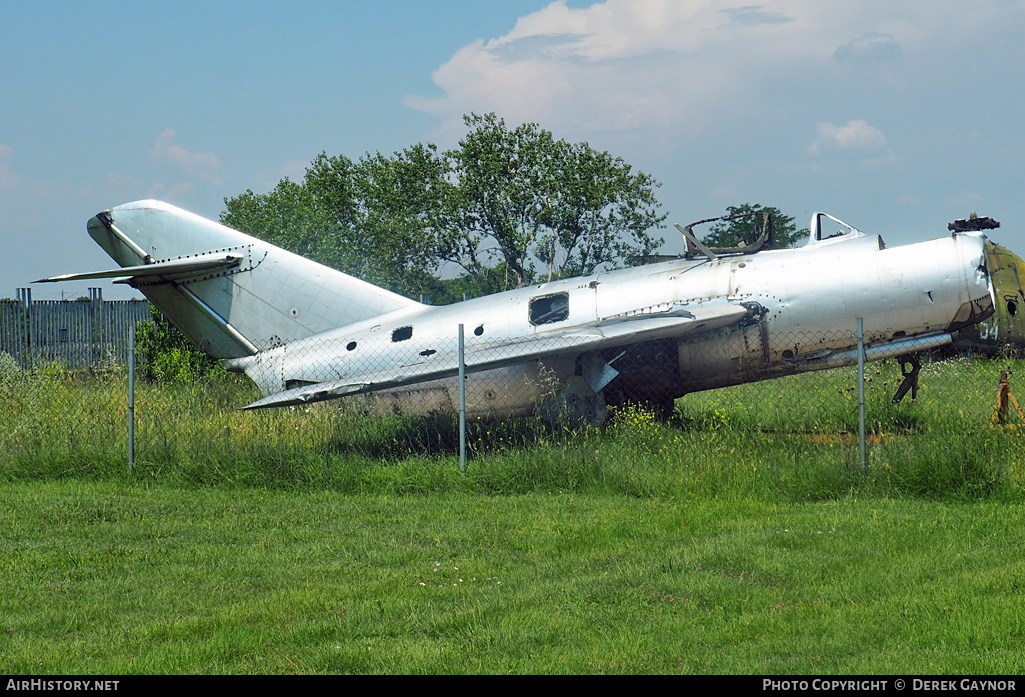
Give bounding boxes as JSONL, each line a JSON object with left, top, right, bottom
{"left": 529, "top": 292, "right": 570, "bottom": 325}
{"left": 808, "top": 212, "right": 864, "bottom": 245}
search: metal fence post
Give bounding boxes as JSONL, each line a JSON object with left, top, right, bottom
{"left": 458, "top": 323, "right": 466, "bottom": 475}
{"left": 16, "top": 288, "right": 31, "bottom": 371}
{"left": 89, "top": 288, "right": 102, "bottom": 368}
{"left": 128, "top": 322, "right": 135, "bottom": 474}
{"left": 857, "top": 317, "right": 866, "bottom": 476}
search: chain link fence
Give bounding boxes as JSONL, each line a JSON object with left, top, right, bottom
{"left": 1, "top": 311, "right": 1022, "bottom": 496}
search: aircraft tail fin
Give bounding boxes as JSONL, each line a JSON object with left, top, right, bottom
{"left": 78, "top": 200, "right": 420, "bottom": 358}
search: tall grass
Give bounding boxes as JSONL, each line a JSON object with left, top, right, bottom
{"left": 5, "top": 354, "right": 1025, "bottom": 674}
{"left": 2, "top": 352, "right": 1023, "bottom": 503}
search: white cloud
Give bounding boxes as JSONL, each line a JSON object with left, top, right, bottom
{"left": 406, "top": 0, "right": 828, "bottom": 139}
{"left": 808, "top": 120, "right": 887, "bottom": 155}
{"left": 834, "top": 32, "right": 902, "bottom": 62}
{"left": 945, "top": 191, "right": 982, "bottom": 208}
{"left": 407, "top": 0, "right": 1016, "bottom": 145}
{"left": 250, "top": 159, "right": 310, "bottom": 192}
{"left": 279, "top": 158, "right": 309, "bottom": 182}
{"left": 143, "top": 179, "right": 195, "bottom": 202}
{"left": 710, "top": 182, "right": 741, "bottom": 200}
{"left": 720, "top": 6, "right": 794, "bottom": 26}
{"left": 149, "top": 129, "right": 223, "bottom": 184}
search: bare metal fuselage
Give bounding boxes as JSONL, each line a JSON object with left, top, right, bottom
{"left": 229, "top": 229, "right": 993, "bottom": 417}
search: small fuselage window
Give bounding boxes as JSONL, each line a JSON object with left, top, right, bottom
{"left": 392, "top": 326, "right": 413, "bottom": 342}
{"left": 529, "top": 292, "right": 569, "bottom": 325}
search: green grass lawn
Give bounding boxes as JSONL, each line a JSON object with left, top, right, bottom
{"left": 2, "top": 355, "right": 1025, "bottom": 674}
{"left": 2, "top": 483, "right": 1024, "bottom": 675}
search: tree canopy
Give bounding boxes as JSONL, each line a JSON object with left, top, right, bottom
{"left": 700, "top": 203, "right": 808, "bottom": 251}
{"left": 221, "top": 149, "right": 448, "bottom": 299}
{"left": 221, "top": 113, "right": 666, "bottom": 302}
{"left": 445, "top": 113, "right": 665, "bottom": 290}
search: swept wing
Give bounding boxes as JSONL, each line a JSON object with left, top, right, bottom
{"left": 243, "top": 301, "right": 757, "bottom": 409}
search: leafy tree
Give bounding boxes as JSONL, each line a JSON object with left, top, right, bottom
{"left": 539, "top": 140, "right": 664, "bottom": 279}
{"left": 349, "top": 144, "right": 456, "bottom": 297}
{"left": 445, "top": 113, "right": 665, "bottom": 290}
{"left": 220, "top": 174, "right": 345, "bottom": 269}
{"left": 134, "top": 306, "right": 218, "bottom": 383}
{"left": 701, "top": 203, "right": 808, "bottom": 250}
{"left": 440, "top": 113, "right": 554, "bottom": 291}
{"left": 223, "top": 149, "right": 449, "bottom": 299}
{"left": 222, "top": 113, "right": 667, "bottom": 299}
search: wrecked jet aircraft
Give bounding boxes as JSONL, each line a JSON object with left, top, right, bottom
{"left": 38, "top": 200, "right": 996, "bottom": 425}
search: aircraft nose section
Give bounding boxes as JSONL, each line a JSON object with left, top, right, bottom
{"left": 974, "top": 239, "right": 1025, "bottom": 344}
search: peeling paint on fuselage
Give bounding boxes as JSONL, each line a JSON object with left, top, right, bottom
{"left": 956, "top": 240, "right": 1025, "bottom": 350}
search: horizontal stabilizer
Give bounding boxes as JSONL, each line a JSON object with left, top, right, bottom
{"left": 35, "top": 253, "right": 244, "bottom": 284}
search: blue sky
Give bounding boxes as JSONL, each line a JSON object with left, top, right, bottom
{"left": 3, "top": 0, "right": 1024, "bottom": 299}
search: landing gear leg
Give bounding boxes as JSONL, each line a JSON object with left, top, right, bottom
{"left": 892, "top": 354, "right": 922, "bottom": 403}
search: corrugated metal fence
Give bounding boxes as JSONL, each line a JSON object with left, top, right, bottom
{"left": 0, "top": 288, "right": 151, "bottom": 370}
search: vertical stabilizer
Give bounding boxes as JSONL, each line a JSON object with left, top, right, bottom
{"left": 88, "top": 200, "right": 421, "bottom": 358}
